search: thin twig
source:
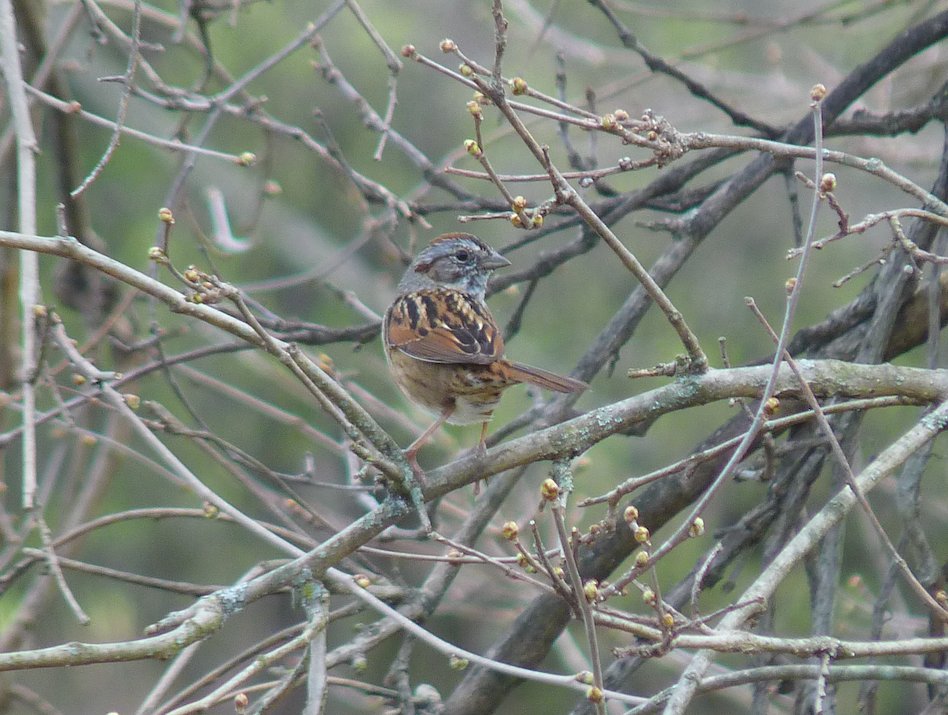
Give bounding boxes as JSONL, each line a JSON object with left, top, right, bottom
{"left": 71, "top": 0, "right": 143, "bottom": 197}
{"left": 0, "top": 0, "right": 40, "bottom": 510}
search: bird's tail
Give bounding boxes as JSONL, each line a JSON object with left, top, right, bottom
{"left": 506, "top": 363, "right": 588, "bottom": 393}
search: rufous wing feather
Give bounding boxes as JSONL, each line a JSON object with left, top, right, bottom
{"left": 387, "top": 320, "right": 496, "bottom": 364}
{"left": 505, "top": 362, "right": 588, "bottom": 393}
{"left": 386, "top": 289, "right": 505, "bottom": 366}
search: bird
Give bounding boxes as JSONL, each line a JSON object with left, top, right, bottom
{"left": 383, "top": 232, "right": 588, "bottom": 477}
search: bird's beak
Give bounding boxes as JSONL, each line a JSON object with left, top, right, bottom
{"left": 482, "top": 254, "right": 512, "bottom": 270}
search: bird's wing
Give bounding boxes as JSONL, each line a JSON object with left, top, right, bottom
{"left": 385, "top": 289, "right": 504, "bottom": 365}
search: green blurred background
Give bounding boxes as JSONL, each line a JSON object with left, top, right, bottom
{"left": 3, "top": 0, "right": 946, "bottom": 713}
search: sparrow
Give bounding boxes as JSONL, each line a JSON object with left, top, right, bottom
{"left": 383, "top": 233, "right": 587, "bottom": 476}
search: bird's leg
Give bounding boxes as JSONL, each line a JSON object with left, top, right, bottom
{"left": 404, "top": 405, "right": 454, "bottom": 481}
{"left": 476, "top": 421, "right": 490, "bottom": 459}
{"left": 471, "top": 419, "right": 491, "bottom": 496}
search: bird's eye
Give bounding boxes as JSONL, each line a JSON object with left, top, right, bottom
{"left": 455, "top": 249, "right": 472, "bottom": 263}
